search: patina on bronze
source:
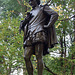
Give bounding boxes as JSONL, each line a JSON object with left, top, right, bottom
{"left": 20, "top": 0, "right": 58, "bottom": 75}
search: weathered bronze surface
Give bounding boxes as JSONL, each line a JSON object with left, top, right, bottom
{"left": 20, "top": 0, "right": 58, "bottom": 75}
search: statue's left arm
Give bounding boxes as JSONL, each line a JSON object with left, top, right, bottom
{"left": 43, "top": 5, "right": 59, "bottom": 28}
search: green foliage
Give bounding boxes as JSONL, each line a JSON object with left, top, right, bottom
{"left": 0, "top": 0, "right": 31, "bottom": 18}
{"left": 0, "top": 0, "right": 75, "bottom": 75}
{"left": 0, "top": 12, "right": 26, "bottom": 75}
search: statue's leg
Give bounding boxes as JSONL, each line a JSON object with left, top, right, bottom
{"left": 24, "top": 46, "right": 33, "bottom": 75}
{"left": 35, "top": 43, "right": 44, "bottom": 75}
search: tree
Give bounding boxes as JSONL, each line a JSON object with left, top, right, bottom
{"left": 0, "top": 0, "right": 75, "bottom": 75}
{"left": 0, "top": 0, "right": 31, "bottom": 18}
{"left": 0, "top": 12, "right": 26, "bottom": 75}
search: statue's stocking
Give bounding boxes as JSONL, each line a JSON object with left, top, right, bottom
{"left": 35, "top": 43, "right": 44, "bottom": 75}
{"left": 24, "top": 47, "right": 33, "bottom": 75}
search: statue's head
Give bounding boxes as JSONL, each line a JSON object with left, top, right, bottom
{"left": 29, "top": 0, "right": 40, "bottom": 8}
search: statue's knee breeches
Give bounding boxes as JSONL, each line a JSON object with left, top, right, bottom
{"left": 24, "top": 51, "right": 31, "bottom": 61}
{"left": 24, "top": 55, "right": 30, "bottom": 61}
{"left": 24, "top": 46, "right": 33, "bottom": 61}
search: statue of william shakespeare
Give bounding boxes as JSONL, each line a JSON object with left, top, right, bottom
{"left": 19, "top": 0, "right": 58, "bottom": 75}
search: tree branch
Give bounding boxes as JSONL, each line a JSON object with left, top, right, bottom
{"left": 16, "top": 0, "right": 25, "bottom": 7}
{"left": 10, "top": 66, "right": 25, "bottom": 73}
{"left": 20, "top": 0, "right": 25, "bottom": 7}
{"left": 46, "top": 0, "right": 52, "bottom": 5}
{"left": 46, "top": 1, "right": 75, "bottom": 22}
{"left": 70, "top": 31, "right": 75, "bottom": 35}
{"left": 44, "top": 63, "right": 57, "bottom": 75}
{"left": 21, "top": 0, "right": 23, "bottom": 2}
{"left": 17, "top": 0, "right": 21, "bottom": 5}
{"left": 58, "top": 15, "right": 75, "bottom": 21}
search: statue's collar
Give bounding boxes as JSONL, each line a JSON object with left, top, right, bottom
{"left": 32, "top": 5, "right": 40, "bottom": 10}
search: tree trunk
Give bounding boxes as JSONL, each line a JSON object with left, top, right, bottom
{"left": 60, "top": 36, "right": 63, "bottom": 67}
{"left": 63, "top": 30, "right": 66, "bottom": 58}
{"left": 71, "top": 4, "right": 75, "bottom": 75}
{"left": 63, "top": 30, "right": 67, "bottom": 74}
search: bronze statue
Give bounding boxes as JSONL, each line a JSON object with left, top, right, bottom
{"left": 20, "top": 0, "right": 59, "bottom": 75}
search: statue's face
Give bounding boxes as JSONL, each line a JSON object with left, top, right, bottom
{"left": 29, "top": 0, "right": 38, "bottom": 8}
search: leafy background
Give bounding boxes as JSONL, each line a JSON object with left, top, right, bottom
{"left": 0, "top": 0, "right": 75, "bottom": 75}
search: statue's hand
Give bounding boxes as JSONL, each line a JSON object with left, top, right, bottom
{"left": 43, "top": 25, "right": 49, "bottom": 28}
{"left": 19, "top": 28, "right": 21, "bottom": 34}
{"left": 19, "top": 20, "right": 25, "bottom": 34}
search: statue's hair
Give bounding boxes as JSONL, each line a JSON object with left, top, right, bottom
{"left": 29, "top": 0, "right": 40, "bottom": 5}
{"left": 36, "top": 0, "right": 40, "bottom": 5}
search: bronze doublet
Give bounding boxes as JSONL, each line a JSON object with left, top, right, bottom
{"left": 24, "top": 6, "right": 47, "bottom": 46}
{"left": 28, "top": 6, "right": 46, "bottom": 35}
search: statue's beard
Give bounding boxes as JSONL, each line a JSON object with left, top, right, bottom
{"left": 31, "top": 5, "right": 36, "bottom": 9}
